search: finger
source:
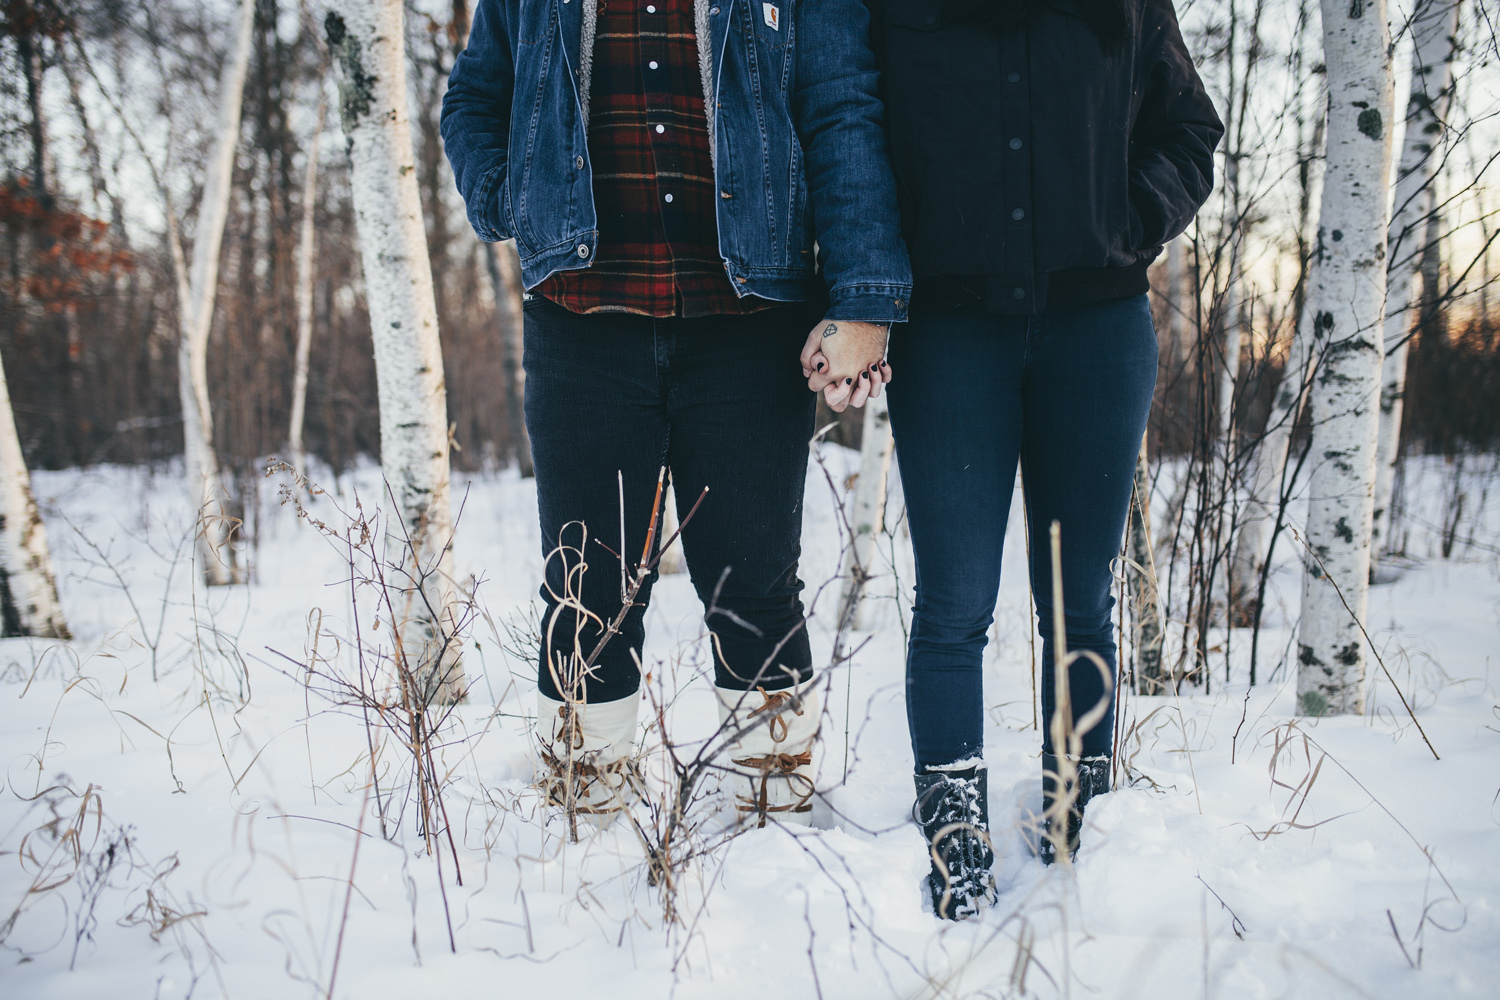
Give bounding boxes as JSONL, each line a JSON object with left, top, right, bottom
{"left": 799, "top": 323, "right": 824, "bottom": 372}
{"left": 824, "top": 377, "right": 853, "bottom": 412}
{"left": 806, "top": 352, "right": 834, "bottom": 391}
{"left": 868, "top": 367, "right": 884, "bottom": 399}
{"left": 878, "top": 359, "right": 893, "bottom": 384}
{"left": 849, "top": 370, "right": 873, "bottom": 408}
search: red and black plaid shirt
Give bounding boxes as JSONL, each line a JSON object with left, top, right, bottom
{"left": 538, "top": 0, "right": 767, "bottom": 318}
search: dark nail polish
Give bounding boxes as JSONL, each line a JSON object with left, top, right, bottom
{"left": 845, "top": 378, "right": 853, "bottom": 385}
{"left": 861, "top": 371, "right": 870, "bottom": 379}
{"left": 817, "top": 362, "right": 824, "bottom": 371}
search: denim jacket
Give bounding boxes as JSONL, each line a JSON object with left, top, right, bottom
{"left": 442, "top": 0, "right": 912, "bottom": 322}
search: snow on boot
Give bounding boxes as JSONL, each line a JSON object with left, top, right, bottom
{"left": 913, "top": 764, "right": 996, "bottom": 920}
{"left": 716, "top": 684, "right": 820, "bottom": 828}
{"left": 536, "top": 692, "right": 640, "bottom": 831}
{"left": 1038, "top": 753, "right": 1111, "bottom": 864}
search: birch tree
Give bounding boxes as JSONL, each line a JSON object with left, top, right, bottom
{"left": 1295, "top": 0, "right": 1395, "bottom": 716}
{"left": 0, "top": 352, "right": 68, "bottom": 639}
{"left": 1229, "top": 27, "right": 1327, "bottom": 631}
{"left": 177, "top": 0, "right": 255, "bottom": 586}
{"left": 1126, "top": 438, "right": 1166, "bottom": 693}
{"left": 837, "top": 396, "right": 895, "bottom": 632}
{"left": 288, "top": 89, "right": 328, "bottom": 483}
{"left": 1371, "top": 0, "right": 1460, "bottom": 562}
{"left": 483, "top": 240, "right": 533, "bottom": 477}
{"left": 326, "top": 0, "right": 464, "bottom": 704}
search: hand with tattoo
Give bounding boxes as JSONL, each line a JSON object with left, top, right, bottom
{"left": 800, "top": 318, "right": 892, "bottom": 411}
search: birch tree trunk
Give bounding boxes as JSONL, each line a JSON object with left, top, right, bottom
{"left": 484, "top": 240, "right": 533, "bottom": 477}
{"left": 288, "top": 88, "right": 329, "bottom": 483}
{"left": 1218, "top": 258, "right": 1245, "bottom": 617}
{"left": 1295, "top": 0, "right": 1395, "bottom": 717}
{"left": 178, "top": 0, "right": 255, "bottom": 587}
{"left": 1126, "top": 436, "right": 1166, "bottom": 693}
{"left": 837, "top": 395, "right": 895, "bottom": 632}
{"left": 326, "top": 1, "right": 464, "bottom": 705}
{"left": 1230, "top": 66, "right": 1328, "bottom": 625}
{"left": 0, "top": 353, "right": 69, "bottom": 639}
{"left": 1371, "top": 0, "right": 1459, "bottom": 562}
{"left": 1230, "top": 280, "right": 1316, "bottom": 618}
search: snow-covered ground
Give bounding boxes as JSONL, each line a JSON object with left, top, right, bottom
{"left": 2, "top": 450, "right": 1497, "bottom": 999}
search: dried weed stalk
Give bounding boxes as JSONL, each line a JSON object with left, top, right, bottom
{"left": 268, "top": 462, "right": 480, "bottom": 951}
{"left": 0, "top": 777, "right": 218, "bottom": 984}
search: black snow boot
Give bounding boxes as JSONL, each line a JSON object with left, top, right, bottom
{"left": 913, "top": 766, "right": 996, "bottom": 920}
{"left": 1038, "top": 753, "right": 1111, "bottom": 865}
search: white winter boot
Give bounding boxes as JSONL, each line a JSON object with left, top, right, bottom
{"left": 535, "top": 692, "right": 640, "bottom": 831}
{"left": 715, "top": 684, "right": 820, "bottom": 827}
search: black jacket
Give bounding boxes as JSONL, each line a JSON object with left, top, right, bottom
{"left": 866, "top": 0, "right": 1223, "bottom": 313}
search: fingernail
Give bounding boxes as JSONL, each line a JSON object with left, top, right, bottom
{"left": 845, "top": 378, "right": 853, "bottom": 385}
{"left": 861, "top": 371, "right": 869, "bottom": 379}
{"left": 816, "top": 362, "right": 824, "bottom": 371}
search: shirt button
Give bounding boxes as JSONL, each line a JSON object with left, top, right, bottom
{"left": 1012, "top": 208, "right": 1025, "bottom": 220}
{"left": 1009, "top": 137, "right": 1023, "bottom": 150}
{"left": 646, "top": 3, "right": 655, "bottom": 10}
{"left": 655, "top": 124, "right": 665, "bottom": 134}
{"left": 1012, "top": 287, "right": 1025, "bottom": 300}
{"left": 577, "top": 244, "right": 590, "bottom": 258}
{"left": 649, "top": 60, "right": 659, "bottom": 69}
{"left": 575, "top": 155, "right": 585, "bottom": 169}
{"left": 1007, "top": 72, "right": 1020, "bottom": 83}
{"left": 664, "top": 193, "right": 674, "bottom": 203}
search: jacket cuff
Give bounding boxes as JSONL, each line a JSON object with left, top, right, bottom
{"left": 826, "top": 284, "right": 912, "bottom": 324}
{"left": 469, "top": 161, "right": 509, "bottom": 243}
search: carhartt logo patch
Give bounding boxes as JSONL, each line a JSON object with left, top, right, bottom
{"left": 762, "top": 3, "right": 779, "bottom": 29}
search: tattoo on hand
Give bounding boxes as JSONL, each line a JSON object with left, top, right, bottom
{"left": 822, "top": 323, "right": 838, "bottom": 339}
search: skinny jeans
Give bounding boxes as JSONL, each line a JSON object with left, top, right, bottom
{"left": 886, "top": 294, "right": 1157, "bottom": 768}
{"left": 523, "top": 297, "right": 821, "bottom": 704}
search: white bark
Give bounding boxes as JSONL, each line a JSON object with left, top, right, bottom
{"left": 1371, "top": 0, "right": 1459, "bottom": 559}
{"left": 1163, "top": 236, "right": 1185, "bottom": 363}
{"left": 1296, "top": 0, "right": 1395, "bottom": 717}
{"left": 289, "top": 89, "right": 329, "bottom": 483}
{"left": 837, "top": 396, "right": 894, "bottom": 632}
{"left": 1218, "top": 249, "right": 1246, "bottom": 615}
{"left": 0, "top": 353, "right": 69, "bottom": 639}
{"left": 1231, "top": 277, "right": 1317, "bottom": 617}
{"left": 1126, "top": 436, "right": 1166, "bottom": 693}
{"left": 484, "top": 240, "right": 532, "bottom": 477}
{"left": 327, "top": 0, "right": 464, "bottom": 704}
{"left": 177, "top": 0, "right": 255, "bottom": 587}
{"left": 658, "top": 478, "right": 684, "bottom": 575}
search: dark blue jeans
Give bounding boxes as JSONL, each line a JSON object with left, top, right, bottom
{"left": 886, "top": 295, "right": 1157, "bottom": 768}
{"left": 523, "top": 297, "right": 822, "bottom": 704}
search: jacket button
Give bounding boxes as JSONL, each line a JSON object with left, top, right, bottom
{"left": 1007, "top": 72, "right": 1020, "bottom": 83}
{"left": 1009, "top": 137, "right": 1023, "bottom": 150}
{"left": 575, "top": 155, "right": 585, "bottom": 169}
{"left": 1012, "top": 287, "right": 1025, "bottom": 300}
{"left": 1012, "top": 208, "right": 1025, "bottom": 221}
{"left": 577, "top": 244, "right": 591, "bottom": 258}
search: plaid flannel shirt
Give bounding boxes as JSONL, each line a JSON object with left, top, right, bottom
{"left": 538, "top": 0, "right": 769, "bottom": 318}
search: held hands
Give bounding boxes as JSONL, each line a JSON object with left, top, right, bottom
{"left": 800, "top": 319, "right": 893, "bottom": 412}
